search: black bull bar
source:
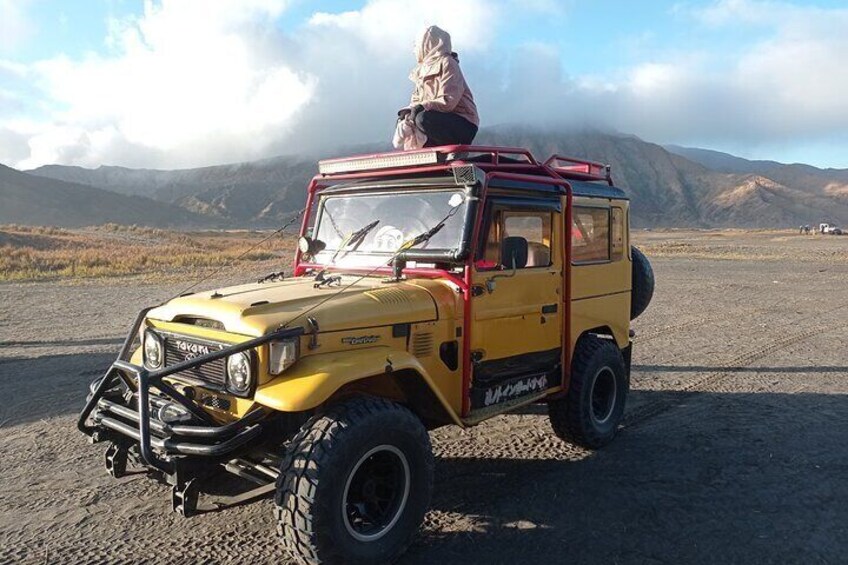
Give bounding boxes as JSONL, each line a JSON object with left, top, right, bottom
{"left": 78, "top": 307, "right": 304, "bottom": 475}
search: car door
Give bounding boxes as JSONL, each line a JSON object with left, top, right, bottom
{"left": 468, "top": 197, "right": 563, "bottom": 416}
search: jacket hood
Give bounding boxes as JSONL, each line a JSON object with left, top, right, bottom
{"left": 416, "top": 25, "right": 452, "bottom": 64}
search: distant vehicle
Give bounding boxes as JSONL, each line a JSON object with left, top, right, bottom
{"left": 819, "top": 223, "right": 843, "bottom": 235}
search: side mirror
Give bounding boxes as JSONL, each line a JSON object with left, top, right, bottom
{"left": 501, "top": 236, "right": 528, "bottom": 270}
{"left": 485, "top": 236, "right": 528, "bottom": 294}
{"left": 298, "top": 236, "right": 326, "bottom": 259}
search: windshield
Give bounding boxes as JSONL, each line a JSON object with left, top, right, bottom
{"left": 311, "top": 189, "right": 467, "bottom": 268}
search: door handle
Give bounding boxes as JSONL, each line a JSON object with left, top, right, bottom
{"left": 541, "top": 304, "right": 558, "bottom": 314}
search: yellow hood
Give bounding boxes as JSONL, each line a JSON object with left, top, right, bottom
{"left": 147, "top": 276, "right": 439, "bottom": 336}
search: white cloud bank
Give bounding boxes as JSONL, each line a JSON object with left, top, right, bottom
{"left": 1, "top": 0, "right": 848, "bottom": 169}
{"left": 631, "top": 0, "right": 848, "bottom": 147}
{"left": 4, "top": 0, "right": 316, "bottom": 168}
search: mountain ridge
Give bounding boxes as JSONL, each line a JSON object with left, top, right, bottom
{"left": 8, "top": 128, "right": 848, "bottom": 228}
{"left": 0, "top": 164, "right": 221, "bottom": 228}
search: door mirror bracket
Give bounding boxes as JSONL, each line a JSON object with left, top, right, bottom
{"left": 486, "top": 254, "right": 518, "bottom": 293}
{"left": 485, "top": 236, "right": 528, "bottom": 294}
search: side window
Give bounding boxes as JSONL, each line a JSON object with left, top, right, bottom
{"left": 572, "top": 206, "right": 610, "bottom": 263}
{"left": 479, "top": 209, "right": 553, "bottom": 269}
{"left": 611, "top": 207, "right": 625, "bottom": 261}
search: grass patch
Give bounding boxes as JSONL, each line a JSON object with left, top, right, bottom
{"left": 0, "top": 224, "right": 295, "bottom": 282}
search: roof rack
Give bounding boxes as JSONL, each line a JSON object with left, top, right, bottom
{"left": 317, "top": 145, "right": 612, "bottom": 184}
{"left": 317, "top": 145, "right": 538, "bottom": 176}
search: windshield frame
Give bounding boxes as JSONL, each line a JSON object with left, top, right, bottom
{"left": 299, "top": 184, "right": 478, "bottom": 275}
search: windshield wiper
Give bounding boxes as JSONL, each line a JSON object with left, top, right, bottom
{"left": 348, "top": 219, "right": 380, "bottom": 248}
{"left": 400, "top": 222, "right": 446, "bottom": 251}
{"left": 316, "top": 219, "right": 381, "bottom": 278}
{"left": 400, "top": 205, "right": 461, "bottom": 252}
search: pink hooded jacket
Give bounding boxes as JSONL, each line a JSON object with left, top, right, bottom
{"left": 409, "top": 26, "right": 479, "bottom": 126}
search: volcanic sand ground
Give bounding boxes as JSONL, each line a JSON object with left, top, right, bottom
{"left": 1, "top": 230, "right": 846, "bottom": 563}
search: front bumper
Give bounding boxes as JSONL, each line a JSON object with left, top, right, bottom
{"left": 90, "top": 393, "right": 267, "bottom": 459}
{"left": 78, "top": 307, "right": 303, "bottom": 475}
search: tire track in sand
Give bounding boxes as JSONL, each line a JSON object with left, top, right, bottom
{"left": 623, "top": 321, "right": 844, "bottom": 428}
{"left": 421, "top": 303, "right": 847, "bottom": 537}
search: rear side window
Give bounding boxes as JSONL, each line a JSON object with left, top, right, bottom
{"left": 611, "top": 207, "right": 625, "bottom": 261}
{"left": 572, "top": 206, "right": 610, "bottom": 263}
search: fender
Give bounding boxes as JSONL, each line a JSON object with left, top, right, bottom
{"left": 253, "top": 346, "right": 462, "bottom": 425}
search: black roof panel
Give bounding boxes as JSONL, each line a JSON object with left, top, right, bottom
{"left": 568, "top": 180, "right": 629, "bottom": 200}
{"left": 488, "top": 177, "right": 628, "bottom": 200}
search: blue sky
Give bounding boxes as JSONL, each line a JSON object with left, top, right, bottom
{"left": 2, "top": 0, "right": 847, "bottom": 169}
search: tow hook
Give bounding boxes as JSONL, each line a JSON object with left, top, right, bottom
{"left": 172, "top": 478, "right": 200, "bottom": 517}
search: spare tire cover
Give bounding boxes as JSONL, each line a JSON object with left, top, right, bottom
{"left": 630, "top": 246, "right": 654, "bottom": 320}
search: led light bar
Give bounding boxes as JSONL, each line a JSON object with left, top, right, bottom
{"left": 559, "top": 163, "right": 608, "bottom": 176}
{"left": 318, "top": 150, "right": 443, "bottom": 175}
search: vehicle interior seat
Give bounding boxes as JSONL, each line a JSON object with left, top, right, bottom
{"left": 526, "top": 242, "right": 550, "bottom": 267}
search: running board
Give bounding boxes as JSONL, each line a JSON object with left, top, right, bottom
{"left": 461, "top": 390, "right": 550, "bottom": 426}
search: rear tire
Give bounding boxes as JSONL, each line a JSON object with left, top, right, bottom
{"left": 630, "top": 246, "right": 654, "bottom": 320}
{"left": 274, "top": 396, "right": 434, "bottom": 565}
{"left": 549, "top": 336, "right": 628, "bottom": 449}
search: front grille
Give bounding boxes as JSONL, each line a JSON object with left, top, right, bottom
{"left": 163, "top": 335, "right": 227, "bottom": 389}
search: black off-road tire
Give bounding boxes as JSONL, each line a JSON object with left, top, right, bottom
{"left": 631, "top": 246, "right": 654, "bottom": 320}
{"left": 549, "top": 336, "right": 628, "bottom": 449}
{"left": 274, "top": 396, "right": 434, "bottom": 565}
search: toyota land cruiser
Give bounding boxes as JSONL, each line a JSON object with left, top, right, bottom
{"left": 79, "top": 145, "right": 654, "bottom": 564}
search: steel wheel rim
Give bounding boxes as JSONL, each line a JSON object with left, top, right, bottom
{"left": 590, "top": 367, "right": 618, "bottom": 425}
{"left": 342, "top": 444, "right": 411, "bottom": 542}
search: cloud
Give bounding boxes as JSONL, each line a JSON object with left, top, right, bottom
{"left": 309, "top": 0, "right": 500, "bottom": 58}
{"left": 6, "top": 0, "right": 505, "bottom": 169}
{"left": 0, "top": 127, "right": 30, "bottom": 165}
{"left": 2, "top": 0, "right": 848, "bottom": 169}
{"left": 480, "top": 0, "right": 848, "bottom": 154}
{"left": 624, "top": 0, "right": 848, "bottom": 145}
{"left": 281, "top": 0, "right": 501, "bottom": 156}
{"left": 10, "top": 0, "right": 316, "bottom": 169}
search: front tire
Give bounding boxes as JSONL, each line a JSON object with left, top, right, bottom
{"left": 549, "top": 336, "right": 628, "bottom": 449}
{"left": 274, "top": 397, "right": 434, "bottom": 565}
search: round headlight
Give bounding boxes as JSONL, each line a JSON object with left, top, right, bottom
{"left": 143, "top": 330, "right": 163, "bottom": 369}
{"left": 227, "top": 352, "right": 252, "bottom": 394}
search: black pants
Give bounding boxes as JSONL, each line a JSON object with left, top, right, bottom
{"left": 415, "top": 110, "right": 478, "bottom": 147}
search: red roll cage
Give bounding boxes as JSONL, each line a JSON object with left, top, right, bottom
{"left": 293, "top": 145, "right": 613, "bottom": 417}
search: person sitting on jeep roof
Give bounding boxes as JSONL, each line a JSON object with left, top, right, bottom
{"left": 398, "top": 25, "right": 479, "bottom": 147}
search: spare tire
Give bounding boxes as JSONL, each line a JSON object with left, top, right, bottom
{"left": 630, "top": 246, "right": 654, "bottom": 320}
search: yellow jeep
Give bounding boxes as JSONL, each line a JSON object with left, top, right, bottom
{"left": 79, "top": 146, "right": 653, "bottom": 564}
